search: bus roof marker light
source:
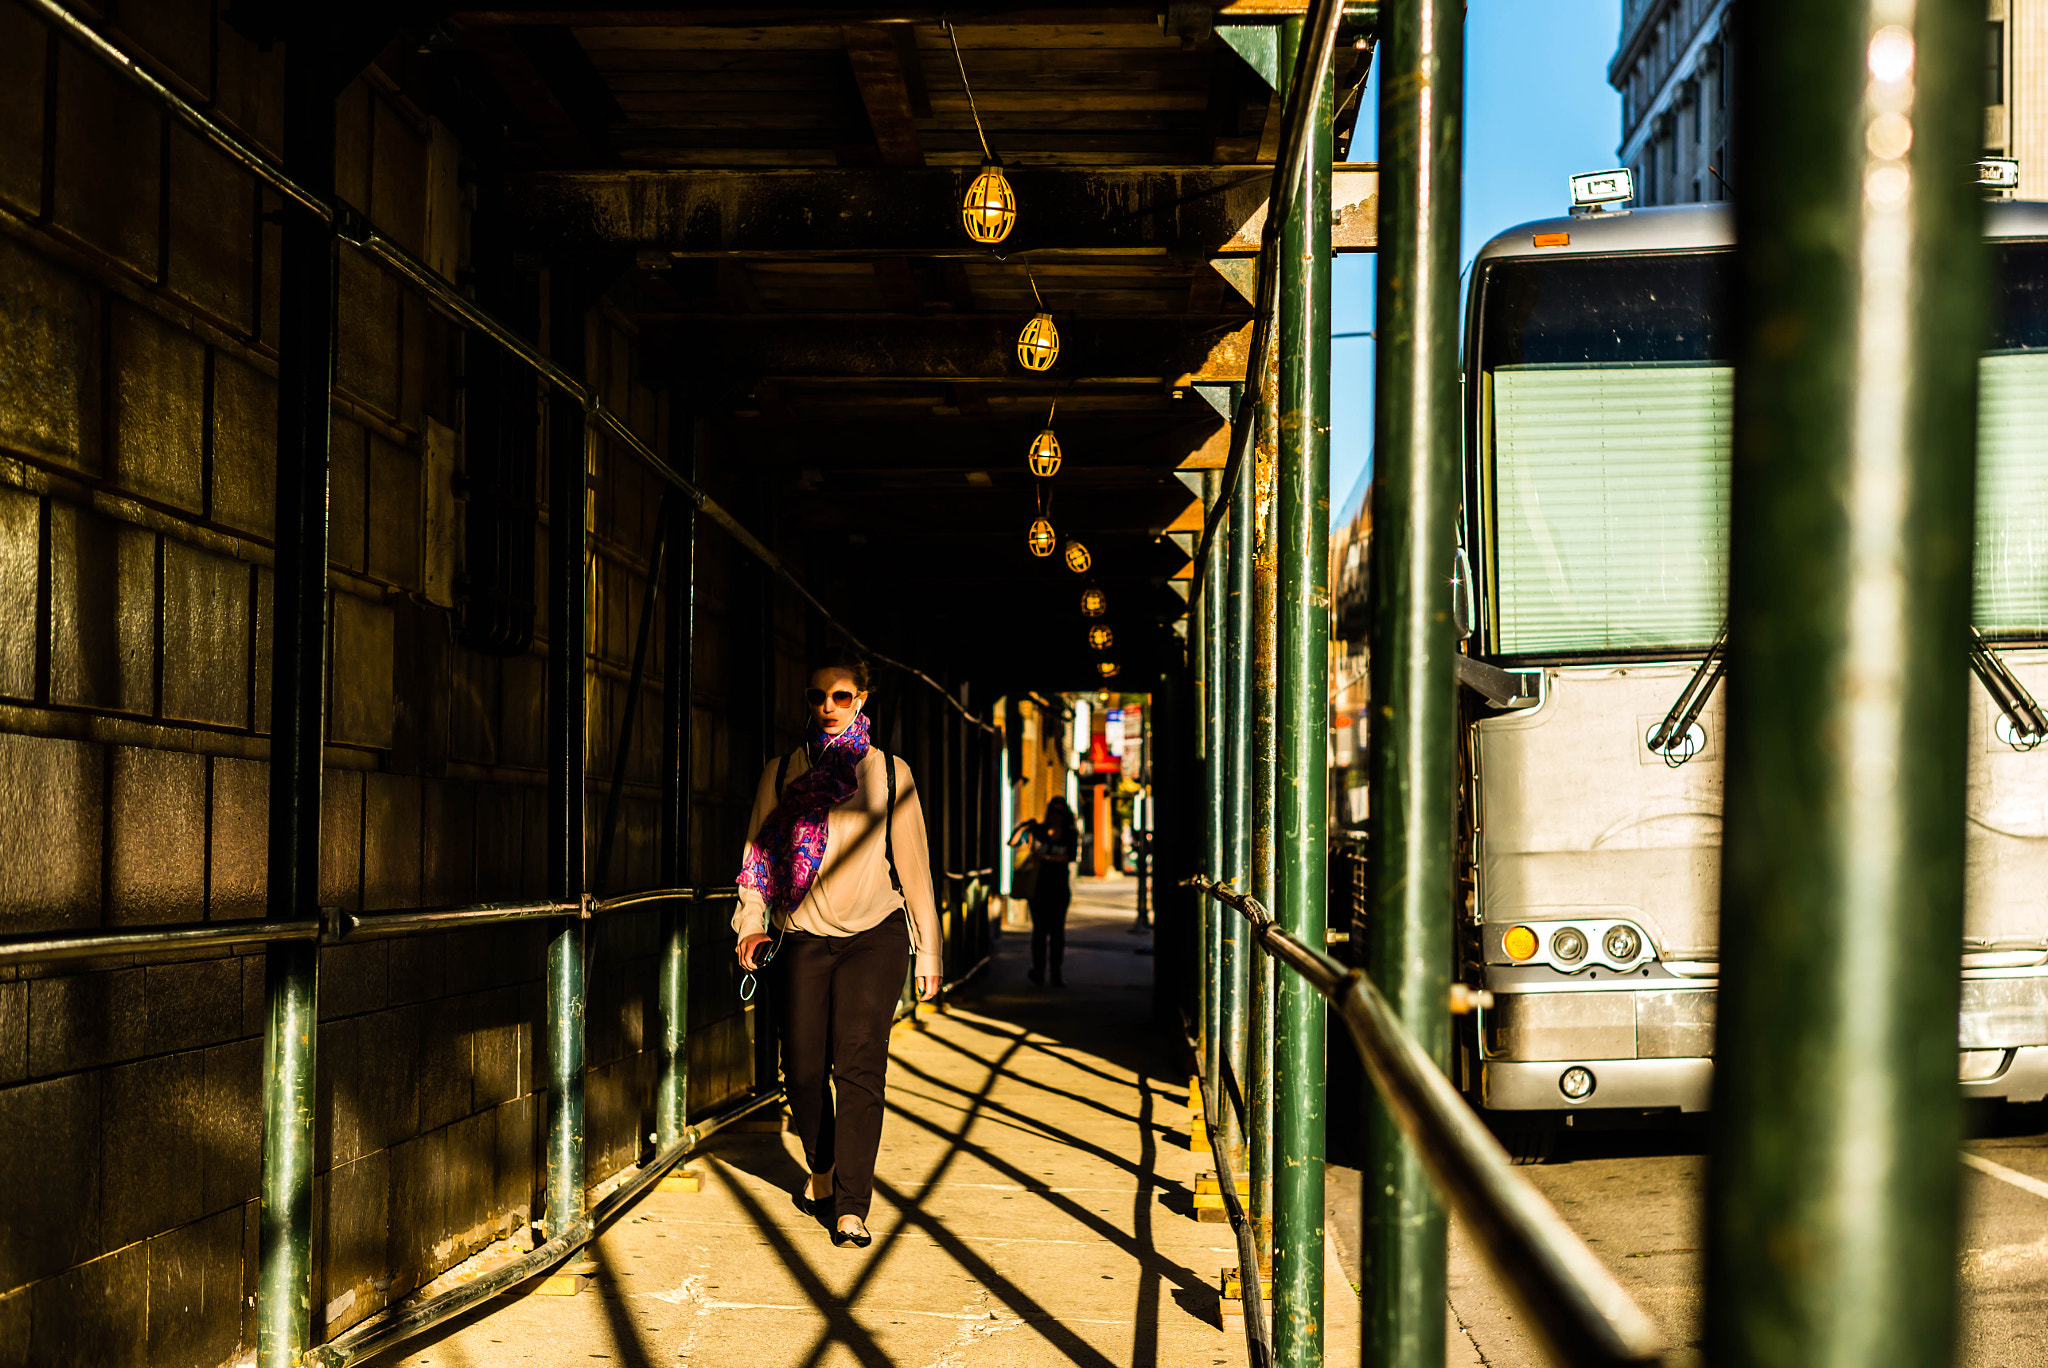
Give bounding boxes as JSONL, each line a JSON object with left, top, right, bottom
{"left": 1568, "top": 167, "right": 1634, "bottom": 214}
{"left": 1532, "top": 232, "right": 1571, "bottom": 248}
{"left": 1980, "top": 158, "right": 2020, "bottom": 198}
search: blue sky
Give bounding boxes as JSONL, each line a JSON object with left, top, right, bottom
{"left": 1329, "top": 0, "right": 1623, "bottom": 521}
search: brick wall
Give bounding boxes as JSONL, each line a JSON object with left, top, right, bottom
{"left": 0, "top": 7, "right": 774, "bottom": 1365}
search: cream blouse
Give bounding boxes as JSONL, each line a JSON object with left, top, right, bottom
{"left": 731, "top": 745, "right": 943, "bottom": 979}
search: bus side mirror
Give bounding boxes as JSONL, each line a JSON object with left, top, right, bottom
{"left": 1452, "top": 546, "right": 1476, "bottom": 640}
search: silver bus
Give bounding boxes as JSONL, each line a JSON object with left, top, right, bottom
{"left": 1334, "top": 197, "right": 2048, "bottom": 1157}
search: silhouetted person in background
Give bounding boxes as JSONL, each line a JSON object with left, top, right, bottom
{"left": 1010, "top": 797, "right": 1078, "bottom": 986}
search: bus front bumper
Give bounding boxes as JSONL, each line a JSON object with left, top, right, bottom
{"left": 1480, "top": 1057, "right": 1714, "bottom": 1112}
{"left": 1479, "top": 1046, "right": 2048, "bottom": 1112}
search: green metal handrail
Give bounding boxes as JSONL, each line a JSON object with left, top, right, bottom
{"left": 0, "top": 891, "right": 738, "bottom": 968}
{"left": 1191, "top": 1017, "right": 1272, "bottom": 1368}
{"left": 0, "top": 917, "right": 322, "bottom": 967}
{"left": 1187, "top": 876, "right": 1664, "bottom": 1368}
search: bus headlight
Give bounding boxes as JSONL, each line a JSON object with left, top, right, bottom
{"left": 1550, "top": 927, "right": 1588, "bottom": 964}
{"left": 1503, "top": 925, "right": 1539, "bottom": 962}
{"left": 1559, "top": 1067, "right": 1596, "bottom": 1100}
{"left": 1602, "top": 925, "right": 1642, "bottom": 962}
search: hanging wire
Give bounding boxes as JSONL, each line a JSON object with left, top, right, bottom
{"left": 943, "top": 17, "right": 994, "bottom": 161}
{"left": 1025, "top": 264, "right": 1045, "bottom": 309}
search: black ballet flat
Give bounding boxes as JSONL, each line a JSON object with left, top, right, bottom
{"left": 793, "top": 1192, "right": 830, "bottom": 1228}
{"left": 831, "top": 1220, "right": 873, "bottom": 1249}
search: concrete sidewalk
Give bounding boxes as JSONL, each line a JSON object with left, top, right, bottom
{"left": 371, "top": 876, "right": 1359, "bottom": 1368}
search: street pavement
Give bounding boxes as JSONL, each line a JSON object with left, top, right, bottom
{"left": 1423, "top": 1106, "right": 2048, "bottom": 1367}
{"left": 361, "top": 875, "right": 1358, "bottom": 1368}
{"left": 343, "top": 867, "right": 2048, "bottom": 1368}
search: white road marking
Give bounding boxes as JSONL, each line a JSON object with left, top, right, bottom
{"left": 1962, "top": 1150, "right": 2048, "bottom": 1201}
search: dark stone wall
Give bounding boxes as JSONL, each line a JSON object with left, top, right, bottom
{"left": 0, "top": 7, "right": 774, "bottom": 1365}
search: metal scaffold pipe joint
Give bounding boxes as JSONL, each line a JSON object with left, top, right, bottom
{"left": 1705, "top": 2, "right": 1985, "bottom": 1366}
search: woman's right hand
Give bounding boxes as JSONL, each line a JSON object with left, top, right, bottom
{"left": 737, "top": 932, "right": 771, "bottom": 970}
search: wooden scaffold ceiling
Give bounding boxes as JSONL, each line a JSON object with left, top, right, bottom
{"left": 436, "top": 3, "right": 1378, "bottom": 689}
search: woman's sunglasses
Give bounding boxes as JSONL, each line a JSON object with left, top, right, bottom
{"left": 805, "top": 689, "right": 858, "bottom": 707}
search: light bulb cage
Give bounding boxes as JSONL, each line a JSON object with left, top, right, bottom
{"left": 1087, "top": 624, "right": 1113, "bottom": 652}
{"left": 1080, "top": 586, "right": 1107, "bottom": 617}
{"left": 963, "top": 161, "right": 1016, "bottom": 244}
{"left": 1063, "top": 539, "right": 1091, "bottom": 574}
{"left": 1096, "top": 660, "right": 1120, "bottom": 679}
{"left": 1028, "top": 517, "right": 1057, "bottom": 556}
{"left": 1027, "top": 428, "right": 1062, "bottom": 477}
{"left": 1018, "top": 312, "right": 1059, "bottom": 371}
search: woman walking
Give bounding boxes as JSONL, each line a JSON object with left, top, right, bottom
{"left": 735, "top": 655, "right": 940, "bottom": 1248}
{"left": 1009, "top": 797, "right": 1079, "bottom": 987}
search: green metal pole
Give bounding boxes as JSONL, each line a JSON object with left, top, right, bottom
{"left": 656, "top": 901, "right": 690, "bottom": 1147}
{"left": 1705, "top": 2, "right": 1983, "bottom": 1366}
{"left": 656, "top": 458, "right": 695, "bottom": 1150}
{"left": 1249, "top": 328, "right": 1281, "bottom": 1277}
{"left": 545, "top": 265, "right": 590, "bottom": 1241}
{"left": 1204, "top": 483, "right": 1230, "bottom": 1138}
{"left": 1364, "top": 1, "right": 1459, "bottom": 1364}
{"left": 1274, "top": 17, "right": 1333, "bottom": 1367}
{"left": 1192, "top": 530, "right": 1213, "bottom": 1063}
{"left": 1220, "top": 399, "right": 1255, "bottom": 1173}
{"left": 258, "top": 28, "right": 332, "bottom": 1368}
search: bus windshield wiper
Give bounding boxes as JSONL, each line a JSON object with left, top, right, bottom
{"left": 1970, "top": 626, "right": 2048, "bottom": 751}
{"left": 1648, "top": 623, "right": 1727, "bottom": 766}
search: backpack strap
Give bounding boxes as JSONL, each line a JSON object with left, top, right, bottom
{"left": 878, "top": 746, "right": 903, "bottom": 895}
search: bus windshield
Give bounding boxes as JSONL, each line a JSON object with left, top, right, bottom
{"left": 1475, "top": 242, "right": 2048, "bottom": 657}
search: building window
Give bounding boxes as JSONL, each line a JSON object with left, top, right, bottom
{"left": 1987, "top": 20, "right": 2006, "bottom": 105}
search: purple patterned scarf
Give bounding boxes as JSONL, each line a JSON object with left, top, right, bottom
{"left": 737, "top": 711, "right": 872, "bottom": 918}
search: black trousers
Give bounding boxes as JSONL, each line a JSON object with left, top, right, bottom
{"left": 1029, "top": 886, "right": 1071, "bottom": 975}
{"left": 775, "top": 914, "right": 909, "bottom": 1222}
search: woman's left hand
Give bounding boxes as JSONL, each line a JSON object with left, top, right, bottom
{"left": 917, "top": 975, "right": 940, "bottom": 1002}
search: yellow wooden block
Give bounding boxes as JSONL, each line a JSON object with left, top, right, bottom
{"left": 537, "top": 1259, "right": 599, "bottom": 1296}
{"left": 1221, "top": 1267, "right": 1273, "bottom": 1302}
{"left": 916, "top": 999, "right": 945, "bottom": 1016}
{"left": 658, "top": 1167, "right": 702, "bottom": 1193}
{"left": 1189, "top": 1117, "right": 1209, "bottom": 1151}
{"left": 732, "top": 1111, "right": 790, "bottom": 1133}
{"left": 1187, "top": 1078, "right": 1202, "bottom": 1109}
{"left": 1195, "top": 1171, "right": 1251, "bottom": 1197}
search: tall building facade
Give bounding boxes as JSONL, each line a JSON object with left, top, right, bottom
{"left": 1611, "top": 0, "right": 2048, "bottom": 205}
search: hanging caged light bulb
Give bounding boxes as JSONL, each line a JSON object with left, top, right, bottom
{"left": 1080, "top": 585, "right": 1107, "bottom": 616}
{"left": 1096, "top": 660, "right": 1119, "bottom": 679}
{"left": 1063, "top": 539, "right": 1091, "bottom": 574}
{"left": 1027, "top": 400, "right": 1061, "bottom": 477}
{"left": 1018, "top": 312, "right": 1059, "bottom": 371}
{"left": 1087, "top": 624, "right": 1113, "bottom": 652}
{"left": 1028, "top": 518, "right": 1057, "bottom": 556}
{"left": 948, "top": 22, "right": 1016, "bottom": 245}
{"left": 963, "top": 160, "right": 1016, "bottom": 244}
